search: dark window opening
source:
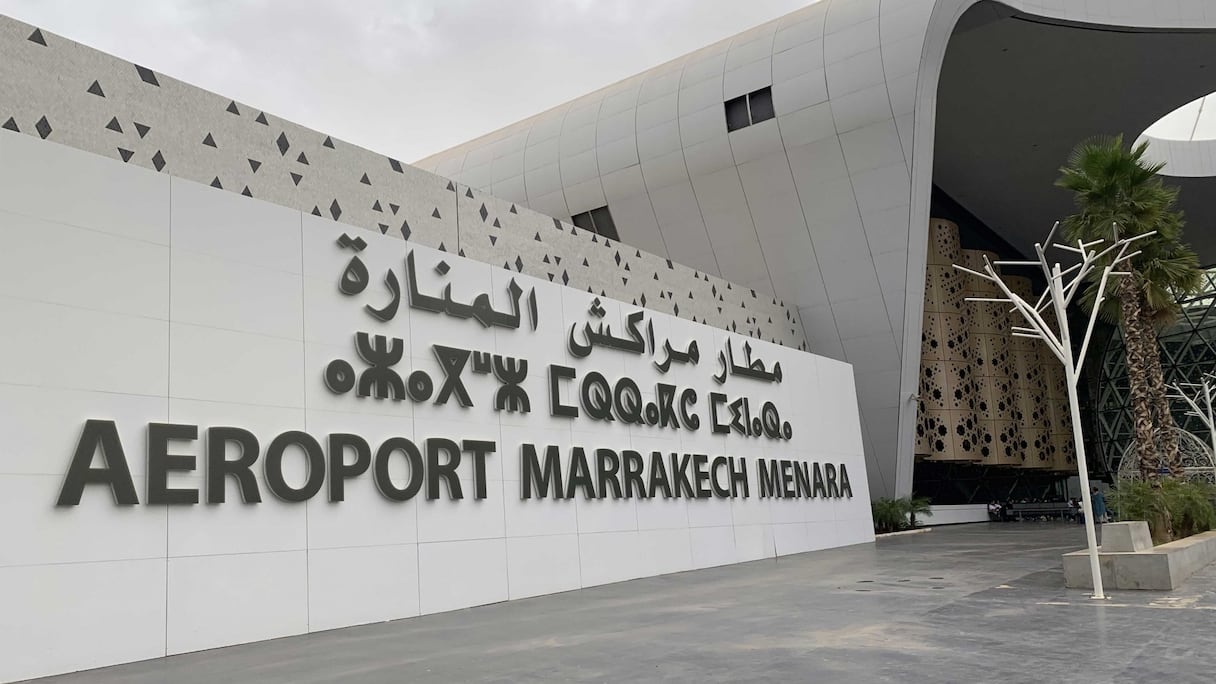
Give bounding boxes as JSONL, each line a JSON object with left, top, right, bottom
{"left": 725, "top": 95, "right": 750, "bottom": 132}
{"left": 571, "top": 212, "right": 595, "bottom": 232}
{"left": 748, "top": 86, "right": 774, "bottom": 123}
{"left": 571, "top": 205, "right": 619, "bottom": 241}
{"left": 724, "top": 86, "right": 776, "bottom": 131}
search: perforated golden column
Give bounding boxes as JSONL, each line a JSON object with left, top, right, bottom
{"left": 1007, "top": 276, "right": 1053, "bottom": 470}
{"left": 917, "top": 220, "right": 982, "bottom": 461}
{"left": 1044, "top": 358, "right": 1077, "bottom": 472}
{"left": 961, "top": 249, "right": 1020, "bottom": 466}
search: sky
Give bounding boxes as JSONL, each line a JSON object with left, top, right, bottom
{"left": 0, "top": 0, "right": 813, "bottom": 162}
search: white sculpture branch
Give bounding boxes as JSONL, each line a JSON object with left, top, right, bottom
{"left": 953, "top": 222, "right": 1153, "bottom": 601}
{"left": 1168, "top": 373, "right": 1216, "bottom": 476}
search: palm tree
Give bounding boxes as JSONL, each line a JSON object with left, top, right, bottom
{"left": 1056, "top": 135, "right": 1202, "bottom": 479}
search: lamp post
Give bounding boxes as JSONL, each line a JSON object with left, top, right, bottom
{"left": 954, "top": 223, "right": 1151, "bottom": 600}
{"left": 1167, "top": 373, "right": 1216, "bottom": 482}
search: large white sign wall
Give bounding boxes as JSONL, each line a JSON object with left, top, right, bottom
{"left": 0, "top": 131, "right": 873, "bottom": 682}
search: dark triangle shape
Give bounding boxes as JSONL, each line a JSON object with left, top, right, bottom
{"left": 582, "top": 258, "right": 589, "bottom": 267}
{"left": 297, "top": 152, "right": 309, "bottom": 165}
{"left": 432, "top": 208, "right": 441, "bottom": 219}
{"left": 465, "top": 188, "right": 474, "bottom": 199}
{"left": 249, "top": 159, "right": 262, "bottom": 173}
{"left": 653, "top": 273, "right": 659, "bottom": 280}
{"left": 255, "top": 112, "right": 269, "bottom": 125}
{"left": 311, "top": 206, "right": 322, "bottom": 216}
{"left": 27, "top": 29, "right": 46, "bottom": 46}
{"left": 543, "top": 255, "right": 550, "bottom": 264}
{"left": 134, "top": 122, "right": 150, "bottom": 138}
{"left": 489, "top": 235, "right": 498, "bottom": 245}
{"left": 390, "top": 203, "right": 400, "bottom": 215}
{"left": 439, "top": 243, "right": 447, "bottom": 252}
{"left": 379, "top": 224, "right": 389, "bottom": 234}
{"left": 534, "top": 232, "right": 542, "bottom": 242}
{"left": 323, "top": 136, "right": 335, "bottom": 148}
{"left": 290, "top": 172, "right": 302, "bottom": 186}
{"left": 241, "top": 186, "right": 252, "bottom": 197}
{"left": 117, "top": 148, "right": 133, "bottom": 162}
{"left": 550, "top": 274, "right": 556, "bottom": 282}
{"left": 87, "top": 80, "right": 104, "bottom": 97}
{"left": 510, "top": 204, "right": 517, "bottom": 214}
{"left": 554, "top": 256, "right": 561, "bottom": 265}
{"left": 202, "top": 133, "right": 216, "bottom": 147}
{"left": 372, "top": 200, "right": 382, "bottom": 212}
{"left": 446, "top": 181, "right": 455, "bottom": 191}
{"left": 492, "top": 218, "right": 501, "bottom": 228}
{"left": 1, "top": 117, "right": 18, "bottom": 132}
{"left": 226, "top": 100, "right": 240, "bottom": 115}
{"left": 105, "top": 117, "right": 122, "bottom": 133}
{"left": 360, "top": 173, "right": 371, "bottom": 185}
{"left": 134, "top": 65, "right": 159, "bottom": 86}
{"left": 459, "top": 249, "right": 466, "bottom": 257}
{"left": 210, "top": 177, "right": 222, "bottom": 189}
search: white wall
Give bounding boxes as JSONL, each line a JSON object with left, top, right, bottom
{"left": 0, "top": 131, "right": 873, "bottom": 682}
{"left": 927, "top": 504, "right": 988, "bottom": 526}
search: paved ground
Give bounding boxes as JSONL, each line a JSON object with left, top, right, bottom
{"left": 29, "top": 523, "right": 1216, "bottom": 683}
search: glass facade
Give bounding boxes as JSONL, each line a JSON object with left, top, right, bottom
{"left": 1095, "top": 267, "right": 1216, "bottom": 474}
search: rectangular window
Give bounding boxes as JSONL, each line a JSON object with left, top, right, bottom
{"left": 589, "top": 206, "right": 619, "bottom": 241}
{"left": 724, "top": 86, "right": 776, "bottom": 131}
{"left": 725, "top": 95, "right": 750, "bottom": 132}
{"left": 571, "top": 211, "right": 595, "bottom": 232}
{"left": 748, "top": 86, "right": 774, "bottom": 123}
{"left": 571, "top": 205, "right": 619, "bottom": 241}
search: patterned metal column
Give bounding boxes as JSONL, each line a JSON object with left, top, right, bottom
{"left": 917, "top": 220, "right": 982, "bottom": 461}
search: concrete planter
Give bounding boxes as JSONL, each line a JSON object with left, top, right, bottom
{"left": 1063, "top": 521, "right": 1216, "bottom": 591}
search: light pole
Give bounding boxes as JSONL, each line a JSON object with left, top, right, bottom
{"left": 954, "top": 223, "right": 1152, "bottom": 600}
{"left": 1167, "top": 373, "right": 1216, "bottom": 482}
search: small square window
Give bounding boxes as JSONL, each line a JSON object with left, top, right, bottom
{"left": 725, "top": 95, "right": 750, "bottom": 132}
{"left": 590, "top": 206, "right": 619, "bottom": 241}
{"left": 571, "top": 211, "right": 595, "bottom": 232}
{"left": 748, "top": 86, "right": 774, "bottom": 123}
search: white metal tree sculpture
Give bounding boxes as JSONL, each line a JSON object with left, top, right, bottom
{"left": 1167, "top": 373, "right": 1216, "bottom": 482}
{"left": 954, "top": 223, "right": 1153, "bottom": 600}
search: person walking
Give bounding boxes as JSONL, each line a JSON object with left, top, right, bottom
{"left": 1090, "top": 486, "right": 1108, "bottom": 523}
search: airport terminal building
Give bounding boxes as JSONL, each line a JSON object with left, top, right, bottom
{"left": 2, "top": 1, "right": 1216, "bottom": 680}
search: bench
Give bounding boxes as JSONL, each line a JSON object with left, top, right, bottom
{"left": 1005, "top": 502, "right": 1073, "bottom": 520}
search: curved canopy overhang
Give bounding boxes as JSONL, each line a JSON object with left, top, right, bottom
{"left": 1136, "top": 93, "right": 1216, "bottom": 179}
{"left": 933, "top": 5, "right": 1216, "bottom": 263}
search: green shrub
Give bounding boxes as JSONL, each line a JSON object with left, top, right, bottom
{"left": 1111, "top": 480, "right": 1216, "bottom": 543}
{"left": 871, "top": 498, "right": 906, "bottom": 534}
{"left": 1162, "top": 480, "right": 1216, "bottom": 539}
{"left": 871, "top": 496, "right": 934, "bottom": 534}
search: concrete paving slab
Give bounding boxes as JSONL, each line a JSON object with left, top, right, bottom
{"left": 23, "top": 523, "right": 1216, "bottom": 684}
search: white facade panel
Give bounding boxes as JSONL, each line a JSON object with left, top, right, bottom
{"left": 0, "top": 134, "right": 870, "bottom": 682}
